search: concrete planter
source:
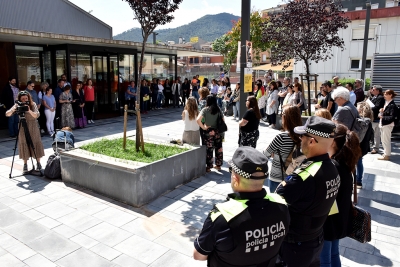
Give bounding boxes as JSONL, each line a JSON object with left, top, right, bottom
{"left": 60, "top": 144, "right": 206, "bottom": 207}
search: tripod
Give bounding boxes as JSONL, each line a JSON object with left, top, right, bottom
{"left": 9, "top": 112, "right": 43, "bottom": 178}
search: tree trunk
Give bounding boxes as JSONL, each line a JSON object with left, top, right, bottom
{"left": 135, "top": 35, "right": 149, "bottom": 152}
{"left": 304, "top": 58, "right": 312, "bottom": 116}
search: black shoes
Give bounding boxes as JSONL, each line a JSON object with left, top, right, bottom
{"left": 356, "top": 182, "right": 362, "bottom": 189}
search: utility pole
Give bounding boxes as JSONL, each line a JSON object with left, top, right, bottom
{"left": 239, "top": 0, "right": 251, "bottom": 119}
{"left": 360, "top": 1, "right": 371, "bottom": 90}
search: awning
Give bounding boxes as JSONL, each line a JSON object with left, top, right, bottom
{"left": 253, "top": 60, "right": 294, "bottom": 71}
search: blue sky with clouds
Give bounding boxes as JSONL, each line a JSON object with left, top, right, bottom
{"left": 69, "top": 0, "right": 283, "bottom": 35}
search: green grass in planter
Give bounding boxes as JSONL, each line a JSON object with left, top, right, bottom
{"left": 80, "top": 138, "right": 189, "bottom": 163}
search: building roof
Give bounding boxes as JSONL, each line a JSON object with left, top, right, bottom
{"left": 0, "top": 27, "right": 220, "bottom": 57}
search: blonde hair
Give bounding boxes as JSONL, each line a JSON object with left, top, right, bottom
{"left": 185, "top": 97, "right": 199, "bottom": 120}
{"left": 315, "top": 108, "right": 332, "bottom": 120}
{"left": 357, "top": 101, "right": 374, "bottom": 121}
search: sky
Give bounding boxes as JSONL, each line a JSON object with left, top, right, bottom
{"left": 68, "top": 0, "right": 284, "bottom": 36}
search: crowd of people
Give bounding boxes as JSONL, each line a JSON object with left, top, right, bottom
{"left": 192, "top": 75, "right": 398, "bottom": 267}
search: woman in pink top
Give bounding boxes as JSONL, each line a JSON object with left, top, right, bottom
{"left": 84, "top": 79, "right": 95, "bottom": 124}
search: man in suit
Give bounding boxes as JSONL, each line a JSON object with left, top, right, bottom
{"left": 1, "top": 76, "right": 19, "bottom": 137}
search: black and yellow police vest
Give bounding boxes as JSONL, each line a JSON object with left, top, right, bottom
{"left": 208, "top": 193, "right": 289, "bottom": 267}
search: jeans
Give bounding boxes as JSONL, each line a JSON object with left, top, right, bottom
{"left": 157, "top": 93, "right": 163, "bottom": 108}
{"left": 356, "top": 157, "right": 363, "bottom": 183}
{"left": 268, "top": 179, "right": 280, "bottom": 193}
{"left": 8, "top": 113, "right": 19, "bottom": 137}
{"left": 371, "top": 121, "right": 381, "bottom": 150}
{"left": 260, "top": 108, "right": 266, "bottom": 118}
{"left": 192, "top": 91, "right": 199, "bottom": 102}
{"left": 217, "top": 98, "right": 223, "bottom": 108}
{"left": 320, "top": 239, "right": 341, "bottom": 267}
{"left": 233, "top": 101, "right": 240, "bottom": 119}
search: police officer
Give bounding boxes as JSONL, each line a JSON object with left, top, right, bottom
{"left": 193, "top": 146, "right": 290, "bottom": 267}
{"left": 276, "top": 116, "right": 340, "bottom": 267}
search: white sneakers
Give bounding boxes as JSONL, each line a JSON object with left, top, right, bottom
{"left": 88, "top": 120, "right": 94, "bottom": 124}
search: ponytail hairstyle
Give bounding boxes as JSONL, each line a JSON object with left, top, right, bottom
{"left": 332, "top": 124, "right": 361, "bottom": 172}
{"left": 282, "top": 106, "right": 302, "bottom": 146}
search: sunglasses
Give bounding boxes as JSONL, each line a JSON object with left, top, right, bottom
{"left": 300, "top": 133, "right": 319, "bottom": 143}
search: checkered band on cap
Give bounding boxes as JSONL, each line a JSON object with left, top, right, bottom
{"left": 305, "top": 127, "right": 332, "bottom": 138}
{"left": 230, "top": 163, "right": 252, "bottom": 179}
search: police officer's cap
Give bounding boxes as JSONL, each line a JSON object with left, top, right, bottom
{"left": 294, "top": 116, "right": 335, "bottom": 139}
{"left": 228, "top": 147, "right": 268, "bottom": 180}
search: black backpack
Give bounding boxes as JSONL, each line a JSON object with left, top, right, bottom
{"left": 394, "top": 104, "right": 400, "bottom": 125}
{"left": 44, "top": 153, "right": 61, "bottom": 179}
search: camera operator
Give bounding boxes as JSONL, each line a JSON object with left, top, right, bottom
{"left": 5, "top": 91, "right": 45, "bottom": 173}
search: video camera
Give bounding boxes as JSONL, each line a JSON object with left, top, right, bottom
{"left": 15, "top": 100, "right": 30, "bottom": 114}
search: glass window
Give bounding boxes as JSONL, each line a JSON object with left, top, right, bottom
{"left": 138, "top": 53, "right": 153, "bottom": 81}
{"left": 42, "top": 51, "right": 52, "bottom": 85}
{"left": 70, "top": 52, "right": 92, "bottom": 87}
{"left": 15, "top": 45, "right": 43, "bottom": 88}
{"left": 119, "top": 54, "right": 135, "bottom": 82}
{"left": 55, "top": 50, "right": 67, "bottom": 80}
{"left": 366, "top": 59, "right": 372, "bottom": 69}
{"left": 351, "top": 59, "right": 360, "bottom": 69}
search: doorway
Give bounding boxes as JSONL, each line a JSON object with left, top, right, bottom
{"left": 92, "top": 53, "right": 120, "bottom": 117}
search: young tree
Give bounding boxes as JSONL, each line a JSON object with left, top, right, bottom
{"left": 262, "top": 0, "right": 350, "bottom": 114}
{"left": 123, "top": 0, "right": 183, "bottom": 151}
{"left": 213, "top": 12, "right": 271, "bottom": 72}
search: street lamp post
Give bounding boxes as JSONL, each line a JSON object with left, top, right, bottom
{"left": 360, "top": 1, "right": 371, "bottom": 90}
{"left": 239, "top": 0, "right": 251, "bottom": 119}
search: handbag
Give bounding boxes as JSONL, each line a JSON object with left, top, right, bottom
{"left": 285, "top": 145, "right": 307, "bottom": 175}
{"left": 217, "top": 112, "right": 228, "bottom": 133}
{"left": 347, "top": 205, "right": 372, "bottom": 243}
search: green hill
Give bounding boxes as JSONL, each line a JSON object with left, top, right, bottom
{"left": 113, "top": 13, "right": 240, "bottom": 43}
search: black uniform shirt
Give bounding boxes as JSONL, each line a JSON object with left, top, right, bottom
{"left": 276, "top": 153, "right": 339, "bottom": 241}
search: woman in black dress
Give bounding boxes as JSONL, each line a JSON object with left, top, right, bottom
{"left": 238, "top": 96, "right": 261, "bottom": 148}
{"left": 72, "top": 81, "right": 86, "bottom": 128}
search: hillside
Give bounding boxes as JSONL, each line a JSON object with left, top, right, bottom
{"left": 113, "top": 13, "right": 240, "bottom": 43}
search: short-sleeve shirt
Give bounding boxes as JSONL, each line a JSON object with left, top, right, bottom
{"left": 200, "top": 107, "right": 220, "bottom": 128}
{"left": 321, "top": 91, "right": 335, "bottom": 117}
{"left": 192, "top": 79, "right": 198, "bottom": 91}
{"left": 83, "top": 86, "right": 95, "bottom": 102}
{"left": 42, "top": 95, "right": 55, "bottom": 110}
{"left": 332, "top": 101, "right": 359, "bottom": 130}
{"left": 241, "top": 109, "right": 259, "bottom": 132}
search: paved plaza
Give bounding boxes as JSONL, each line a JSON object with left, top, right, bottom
{"left": 0, "top": 109, "right": 400, "bottom": 267}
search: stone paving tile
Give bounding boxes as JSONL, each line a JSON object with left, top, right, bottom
{"left": 57, "top": 210, "right": 102, "bottom": 232}
{"left": 52, "top": 224, "right": 79, "bottom": 239}
{"left": 8, "top": 202, "right": 31, "bottom": 213}
{"left": 114, "top": 235, "right": 169, "bottom": 265}
{"left": 68, "top": 197, "right": 109, "bottom": 215}
{"left": 92, "top": 206, "right": 137, "bottom": 227}
{"left": 90, "top": 243, "right": 122, "bottom": 261}
{"left": 23, "top": 253, "right": 57, "bottom": 267}
{"left": 112, "top": 253, "right": 148, "bottom": 267}
{"left": 154, "top": 230, "right": 193, "bottom": 256}
{"left": 121, "top": 217, "right": 169, "bottom": 241}
{"left": 16, "top": 192, "right": 54, "bottom": 208}
{"left": 83, "top": 222, "right": 132, "bottom": 247}
{"left": 0, "top": 253, "right": 26, "bottom": 267}
{"left": 70, "top": 233, "right": 99, "bottom": 249}
{"left": 0, "top": 208, "right": 29, "bottom": 228}
{"left": 26, "top": 232, "right": 80, "bottom": 262}
{"left": 5, "top": 242, "right": 36, "bottom": 261}
{"left": 35, "top": 201, "right": 75, "bottom": 219}
{"left": 4, "top": 220, "right": 51, "bottom": 244}
{"left": 36, "top": 216, "right": 62, "bottom": 229}
{"left": 22, "top": 209, "right": 45, "bottom": 220}
{"left": 56, "top": 247, "right": 114, "bottom": 267}
{"left": 47, "top": 189, "right": 85, "bottom": 205}
{"left": 149, "top": 249, "right": 206, "bottom": 267}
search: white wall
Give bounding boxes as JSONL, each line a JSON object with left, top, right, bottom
{"left": 293, "top": 16, "right": 400, "bottom": 83}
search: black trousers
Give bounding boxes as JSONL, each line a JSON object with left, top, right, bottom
{"left": 279, "top": 234, "right": 324, "bottom": 267}
{"left": 85, "top": 101, "right": 95, "bottom": 120}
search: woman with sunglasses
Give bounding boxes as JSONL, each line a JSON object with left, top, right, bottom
{"left": 263, "top": 106, "right": 302, "bottom": 192}
{"left": 6, "top": 91, "right": 45, "bottom": 173}
{"left": 320, "top": 124, "right": 361, "bottom": 267}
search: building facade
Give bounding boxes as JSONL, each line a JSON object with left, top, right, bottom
{"left": 0, "top": 0, "right": 216, "bottom": 128}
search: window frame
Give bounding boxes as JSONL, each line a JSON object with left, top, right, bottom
{"left": 349, "top": 58, "right": 372, "bottom": 70}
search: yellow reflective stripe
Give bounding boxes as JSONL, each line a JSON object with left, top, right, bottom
{"left": 216, "top": 199, "right": 248, "bottom": 222}
{"left": 210, "top": 211, "right": 222, "bottom": 222}
{"left": 297, "top": 162, "right": 322, "bottom": 181}
{"left": 328, "top": 200, "right": 339, "bottom": 216}
{"left": 264, "top": 193, "right": 287, "bottom": 206}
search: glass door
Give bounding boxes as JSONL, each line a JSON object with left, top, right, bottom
{"left": 93, "top": 55, "right": 108, "bottom": 112}
{"left": 110, "top": 55, "right": 119, "bottom": 111}
{"left": 41, "top": 51, "right": 52, "bottom": 85}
